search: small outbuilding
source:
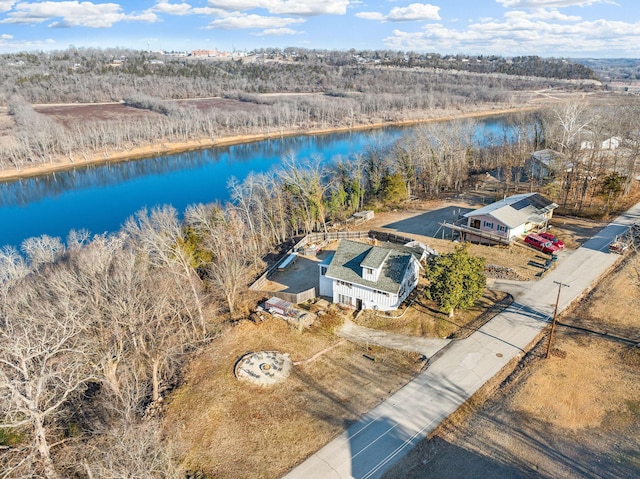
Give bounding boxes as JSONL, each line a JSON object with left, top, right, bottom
{"left": 525, "top": 149, "right": 571, "bottom": 182}
{"left": 264, "top": 297, "right": 294, "bottom": 317}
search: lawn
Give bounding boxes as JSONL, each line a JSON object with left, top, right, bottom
{"left": 163, "top": 310, "right": 424, "bottom": 479}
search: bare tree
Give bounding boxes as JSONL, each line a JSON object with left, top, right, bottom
{"left": 124, "top": 206, "right": 207, "bottom": 334}
{"left": 0, "top": 265, "right": 95, "bottom": 479}
{"left": 185, "top": 204, "right": 254, "bottom": 318}
{"left": 278, "top": 154, "right": 332, "bottom": 234}
{"left": 78, "top": 419, "right": 183, "bottom": 479}
{"left": 20, "top": 235, "right": 65, "bottom": 270}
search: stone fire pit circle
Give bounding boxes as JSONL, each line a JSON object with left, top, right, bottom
{"left": 234, "top": 351, "right": 292, "bottom": 386}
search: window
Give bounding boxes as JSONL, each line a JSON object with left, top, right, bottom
{"left": 320, "top": 266, "right": 327, "bottom": 276}
{"left": 483, "top": 220, "right": 494, "bottom": 229}
{"left": 338, "top": 294, "right": 351, "bottom": 305}
{"left": 497, "top": 225, "right": 507, "bottom": 232}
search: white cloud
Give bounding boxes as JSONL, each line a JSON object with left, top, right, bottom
{"left": 153, "top": 1, "right": 193, "bottom": 16}
{"left": 519, "top": 9, "right": 582, "bottom": 21}
{"left": 357, "top": 3, "right": 440, "bottom": 22}
{"left": 0, "top": 36, "right": 55, "bottom": 50}
{"left": 206, "top": 12, "right": 304, "bottom": 29}
{"left": 0, "top": 1, "right": 15, "bottom": 13}
{"left": 205, "top": 0, "right": 350, "bottom": 16}
{"left": 256, "top": 27, "right": 303, "bottom": 35}
{"left": 356, "top": 11, "right": 384, "bottom": 20}
{"left": 191, "top": 6, "right": 228, "bottom": 15}
{"left": 497, "top": 0, "right": 616, "bottom": 7}
{"left": 385, "top": 14, "right": 640, "bottom": 56}
{"left": 387, "top": 3, "right": 440, "bottom": 21}
{"left": 1, "top": 1, "right": 158, "bottom": 27}
{"left": 1, "top": 32, "right": 12, "bottom": 38}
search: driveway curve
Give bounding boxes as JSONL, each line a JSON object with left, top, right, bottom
{"left": 338, "top": 319, "right": 451, "bottom": 358}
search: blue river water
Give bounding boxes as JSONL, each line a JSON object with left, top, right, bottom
{"left": 0, "top": 118, "right": 519, "bottom": 248}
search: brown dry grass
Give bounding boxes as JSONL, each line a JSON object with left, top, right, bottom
{"left": 546, "top": 215, "right": 608, "bottom": 249}
{"left": 354, "top": 288, "right": 509, "bottom": 339}
{"left": 163, "top": 311, "right": 424, "bottom": 479}
{"left": 383, "top": 254, "right": 640, "bottom": 479}
{"left": 510, "top": 335, "right": 636, "bottom": 430}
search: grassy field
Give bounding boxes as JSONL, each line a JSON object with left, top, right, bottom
{"left": 383, "top": 255, "right": 640, "bottom": 479}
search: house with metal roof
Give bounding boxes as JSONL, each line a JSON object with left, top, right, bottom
{"left": 318, "top": 240, "right": 424, "bottom": 311}
{"left": 462, "top": 192, "right": 558, "bottom": 244}
{"left": 525, "top": 149, "right": 571, "bottom": 181}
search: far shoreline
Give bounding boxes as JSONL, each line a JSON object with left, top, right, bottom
{"left": 0, "top": 105, "right": 540, "bottom": 183}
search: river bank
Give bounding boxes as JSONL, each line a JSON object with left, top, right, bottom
{"left": 0, "top": 105, "right": 540, "bottom": 183}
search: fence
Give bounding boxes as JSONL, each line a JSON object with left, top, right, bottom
{"left": 249, "top": 229, "right": 418, "bottom": 294}
{"left": 266, "top": 287, "right": 318, "bottom": 305}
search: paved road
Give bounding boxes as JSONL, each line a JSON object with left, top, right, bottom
{"left": 283, "top": 203, "right": 640, "bottom": 479}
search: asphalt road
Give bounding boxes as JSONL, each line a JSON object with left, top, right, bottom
{"left": 283, "top": 202, "right": 640, "bottom": 479}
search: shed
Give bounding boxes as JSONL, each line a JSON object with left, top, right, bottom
{"left": 265, "top": 297, "right": 294, "bottom": 317}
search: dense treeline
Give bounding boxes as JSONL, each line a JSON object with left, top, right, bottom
{"left": 0, "top": 46, "right": 600, "bottom": 171}
{"left": 574, "top": 58, "right": 640, "bottom": 82}
{"left": 1, "top": 47, "right": 597, "bottom": 105}
{"left": 276, "top": 48, "right": 598, "bottom": 81}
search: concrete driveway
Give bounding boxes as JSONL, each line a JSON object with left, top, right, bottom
{"left": 380, "top": 206, "right": 474, "bottom": 239}
{"left": 338, "top": 319, "right": 451, "bottom": 358}
{"left": 283, "top": 201, "right": 640, "bottom": 479}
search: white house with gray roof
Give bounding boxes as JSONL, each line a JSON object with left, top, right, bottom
{"left": 318, "top": 240, "right": 424, "bottom": 311}
{"left": 463, "top": 193, "right": 557, "bottom": 243}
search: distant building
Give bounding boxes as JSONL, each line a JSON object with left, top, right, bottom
{"left": 581, "top": 136, "right": 622, "bottom": 151}
{"left": 189, "top": 49, "right": 220, "bottom": 58}
{"left": 318, "top": 240, "right": 425, "bottom": 311}
{"left": 525, "top": 149, "right": 570, "bottom": 181}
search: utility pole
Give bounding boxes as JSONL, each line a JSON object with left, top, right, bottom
{"left": 546, "top": 280, "right": 570, "bottom": 359}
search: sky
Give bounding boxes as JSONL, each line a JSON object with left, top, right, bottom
{"left": 0, "top": 0, "right": 638, "bottom": 57}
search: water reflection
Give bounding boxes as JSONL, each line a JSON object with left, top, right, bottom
{"left": 0, "top": 118, "right": 523, "bottom": 248}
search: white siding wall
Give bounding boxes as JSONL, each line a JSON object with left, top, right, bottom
{"left": 332, "top": 281, "right": 399, "bottom": 311}
{"left": 362, "top": 266, "right": 380, "bottom": 282}
{"left": 319, "top": 268, "right": 333, "bottom": 297}
{"left": 330, "top": 256, "right": 420, "bottom": 311}
{"left": 511, "top": 223, "right": 526, "bottom": 238}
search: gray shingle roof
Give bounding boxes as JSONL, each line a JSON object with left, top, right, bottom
{"left": 360, "top": 247, "right": 390, "bottom": 270}
{"left": 325, "top": 240, "right": 415, "bottom": 294}
{"left": 464, "top": 193, "right": 558, "bottom": 229}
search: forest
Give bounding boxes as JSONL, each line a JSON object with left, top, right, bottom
{"left": 1, "top": 47, "right": 640, "bottom": 478}
{"left": 0, "top": 47, "right": 602, "bottom": 171}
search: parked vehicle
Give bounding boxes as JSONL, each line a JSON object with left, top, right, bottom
{"left": 538, "top": 232, "right": 564, "bottom": 249}
{"left": 609, "top": 240, "right": 629, "bottom": 255}
{"left": 524, "top": 233, "right": 561, "bottom": 254}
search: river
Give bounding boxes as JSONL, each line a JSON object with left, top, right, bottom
{"left": 0, "top": 118, "right": 521, "bottom": 248}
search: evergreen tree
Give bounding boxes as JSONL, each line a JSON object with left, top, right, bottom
{"left": 425, "top": 244, "right": 486, "bottom": 317}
